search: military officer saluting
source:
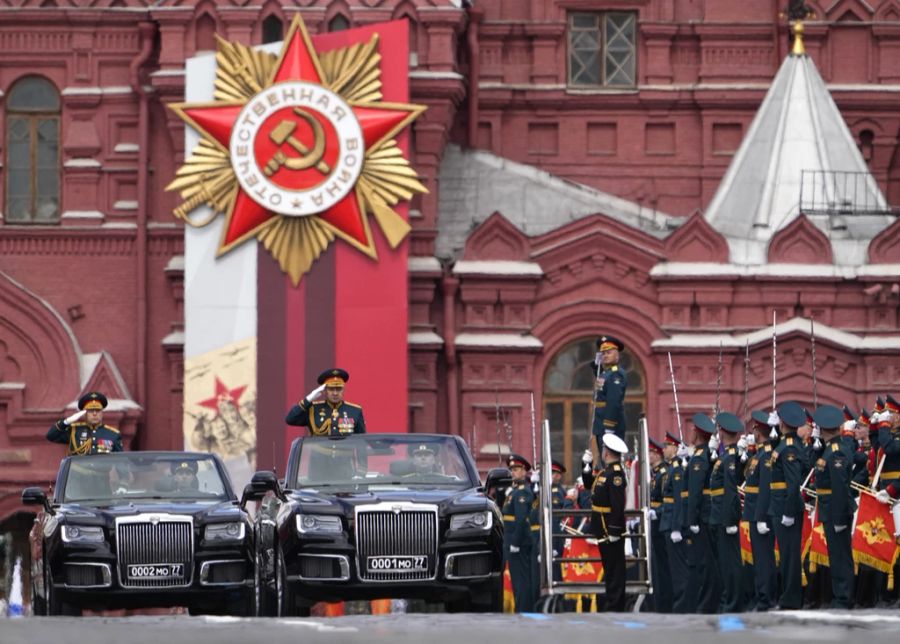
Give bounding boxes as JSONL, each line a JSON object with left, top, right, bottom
{"left": 285, "top": 368, "right": 366, "bottom": 436}
{"left": 746, "top": 410, "right": 778, "bottom": 611}
{"left": 813, "top": 404, "right": 856, "bottom": 609}
{"left": 503, "top": 454, "right": 534, "bottom": 612}
{"left": 710, "top": 412, "right": 745, "bottom": 612}
{"left": 46, "top": 392, "right": 123, "bottom": 455}
{"left": 590, "top": 335, "right": 628, "bottom": 468}
{"left": 589, "top": 433, "right": 628, "bottom": 611}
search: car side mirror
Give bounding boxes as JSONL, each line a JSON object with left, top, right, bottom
{"left": 22, "top": 487, "right": 55, "bottom": 515}
{"left": 240, "top": 471, "right": 285, "bottom": 509}
{"left": 484, "top": 467, "right": 512, "bottom": 492}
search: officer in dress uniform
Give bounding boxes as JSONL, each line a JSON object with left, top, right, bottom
{"left": 875, "top": 395, "right": 900, "bottom": 606}
{"left": 746, "top": 410, "right": 778, "bottom": 611}
{"left": 648, "top": 437, "right": 672, "bottom": 612}
{"left": 813, "top": 405, "right": 856, "bottom": 609}
{"left": 46, "top": 392, "right": 123, "bottom": 455}
{"left": 285, "top": 368, "right": 366, "bottom": 436}
{"left": 711, "top": 412, "right": 745, "bottom": 613}
{"left": 768, "top": 400, "right": 809, "bottom": 610}
{"left": 661, "top": 431, "right": 691, "bottom": 612}
{"left": 502, "top": 454, "right": 534, "bottom": 612}
{"left": 590, "top": 336, "right": 628, "bottom": 466}
{"left": 685, "top": 413, "right": 721, "bottom": 613}
{"left": 587, "top": 433, "right": 628, "bottom": 611}
{"left": 842, "top": 405, "right": 871, "bottom": 488}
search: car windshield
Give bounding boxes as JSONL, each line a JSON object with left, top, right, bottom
{"left": 61, "top": 453, "right": 229, "bottom": 503}
{"left": 292, "top": 435, "right": 474, "bottom": 489}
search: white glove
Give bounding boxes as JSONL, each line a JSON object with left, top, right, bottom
{"left": 709, "top": 434, "right": 720, "bottom": 453}
{"left": 530, "top": 470, "right": 540, "bottom": 485}
{"left": 63, "top": 409, "right": 86, "bottom": 425}
{"left": 756, "top": 521, "right": 770, "bottom": 535}
{"left": 835, "top": 524, "right": 847, "bottom": 533}
{"left": 306, "top": 384, "right": 326, "bottom": 401}
{"left": 670, "top": 530, "right": 683, "bottom": 543}
{"left": 842, "top": 420, "right": 857, "bottom": 433}
{"left": 607, "top": 535, "right": 620, "bottom": 543}
{"left": 725, "top": 525, "right": 738, "bottom": 535}
{"left": 537, "top": 553, "right": 541, "bottom": 563}
{"left": 781, "top": 515, "right": 795, "bottom": 527}
{"left": 676, "top": 443, "right": 691, "bottom": 459}
{"left": 811, "top": 424, "right": 821, "bottom": 439}
{"left": 876, "top": 489, "right": 891, "bottom": 504}
{"left": 873, "top": 410, "right": 891, "bottom": 424}
{"left": 582, "top": 449, "right": 593, "bottom": 464}
{"left": 737, "top": 436, "right": 748, "bottom": 451}
{"left": 627, "top": 518, "right": 641, "bottom": 532}
{"left": 689, "top": 525, "right": 699, "bottom": 534}
{"left": 509, "top": 545, "right": 520, "bottom": 553}
{"left": 648, "top": 509, "right": 658, "bottom": 521}
{"left": 746, "top": 434, "right": 756, "bottom": 447}
{"left": 767, "top": 411, "right": 780, "bottom": 427}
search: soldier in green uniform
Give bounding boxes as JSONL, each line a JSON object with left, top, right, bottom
{"left": 586, "top": 433, "right": 628, "bottom": 611}
{"left": 549, "top": 460, "right": 571, "bottom": 582}
{"left": 590, "top": 335, "right": 628, "bottom": 466}
{"left": 685, "top": 413, "right": 720, "bottom": 613}
{"left": 648, "top": 437, "right": 672, "bottom": 612}
{"left": 503, "top": 454, "right": 534, "bottom": 612}
{"left": 661, "top": 431, "right": 691, "bottom": 612}
{"left": 46, "top": 392, "right": 123, "bottom": 455}
{"left": 768, "top": 401, "right": 809, "bottom": 610}
{"left": 813, "top": 405, "right": 856, "bottom": 609}
{"left": 711, "top": 412, "right": 745, "bottom": 613}
{"left": 747, "top": 410, "right": 778, "bottom": 611}
{"left": 285, "top": 368, "right": 366, "bottom": 436}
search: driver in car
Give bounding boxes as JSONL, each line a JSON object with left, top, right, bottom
{"left": 404, "top": 444, "right": 454, "bottom": 480}
{"left": 171, "top": 461, "right": 199, "bottom": 491}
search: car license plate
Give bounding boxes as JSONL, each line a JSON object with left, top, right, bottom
{"left": 366, "top": 555, "right": 427, "bottom": 573}
{"left": 127, "top": 563, "right": 184, "bottom": 579}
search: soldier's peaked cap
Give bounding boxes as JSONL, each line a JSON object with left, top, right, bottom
{"left": 813, "top": 405, "right": 844, "bottom": 431}
{"left": 665, "top": 431, "right": 681, "bottom": 445}
{"left": 750, "top": 410, "right": 770, "bottom": 427}
{"left": 78, "top": 391, "right": 108, "bottom": 411}
{"left": 317, "top": 368, "right": 349, "bottom": 387}
{"left": 172, "top": 460, "right": 198, "bottom": 474}
{"left": 715, "top": 412, "right": 743, "bottom": 434}
{"left": 842, "top": 405, "right": 855, "bottom": 421}
{"left": 596, "top": 335, "right": 625, "bottom": 351}
{"left": 777, "top": 401, "right": 807, "bottom": 429}
{"left": 648, "top": 437, "right": 664, "bottom": 454}
{"left": 692, "top": 413, "right": 716, "bottom": 436}
{"left": 551, "top": 460, "right": 566, "bottom": 474}
{"left": 507, "top": 454, "right": 531, "bottom": 470}
{"left": 602, "top": 433, "right": 629, "bottom": 454}
{"left": 886, "top": 395, "right": 900, "bottom": 412}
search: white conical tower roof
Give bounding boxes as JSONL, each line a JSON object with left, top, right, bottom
{"left": 704, "top": 26, "right": 892, "bottom": 265}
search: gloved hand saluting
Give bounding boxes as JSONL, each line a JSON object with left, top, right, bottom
{"left": 63, "top": 409, "right": 86, "bottom": 425}
{"left": 306, "top": 384, "right": 326, "bottom": 402}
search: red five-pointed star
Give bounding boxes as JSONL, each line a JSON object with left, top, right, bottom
{"left": 177, "top": 17, "right": 420, "bottom": 254}
{"left": 198, "top": 377, "right": 248, "bottom": 413}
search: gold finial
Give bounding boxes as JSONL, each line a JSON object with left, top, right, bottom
{"left": 791, "top": 20, "right": 806, "bottom": 56}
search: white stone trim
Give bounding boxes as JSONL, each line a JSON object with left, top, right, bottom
{"left": 452, "top": 260, "right": 543, "bottom": 276}
{"left": 408, "top": 256, "right": 442, "bottom": 273}
{"left": 61, "top": 86, "right": 132, "bottom": 96}
{"left": 61, "top": 210, "right": 104, "bottom": 220}
{"left": 162, "top": 331, "right": 185, "bottom": 348}
{"left": 150, "top": 69, "right": 186, "bottom": 77}
{"left": 455, "top": 333, "right": 543, "bottom": 349}
{"left": 64, "top": 159, "right": 101, "bottom": 168}
{"left": 410, "top": 70, "right": 464, "bottom": 80}
{"left": 651, "top": 262, "right": 900, "bottom": 279}
{"left": 113, "top": 143, "right": 140, "bottom": 153}
{"left": 166, "top": 255, "right": 185, "bottom": 272}
{"left": 409, "top": 331, "right": 444, "bottom": 346}
{"left": 113, "top": 200, "right": 139, "bottom": 211}
{"left": 101, "top": 222, "right": 137, "bottom": 229}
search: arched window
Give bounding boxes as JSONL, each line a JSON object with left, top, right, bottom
{"left": 5, "top": 76, "right": 60, "bottom": 223}
{"left": 262, "top": 15, "right": 283, "bottom": 45}
{"left": 543, "top": 337, "right": 646, "bottom": 481}
{"left": 328, "top": 14, "right": 350, "bottom": 32}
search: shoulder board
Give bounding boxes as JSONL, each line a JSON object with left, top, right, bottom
{"left": 343, "top": 402, "right": 362, "bottom": 409}
{"left": 727, "top": 447, "right": 736, "bottom": 455}
{"left": 609, "top": 365, "right": 618, "bottom": 372}
{"left": 70, "top": 422, "right": 88, "bottom": 428}
{"left": 103, "top": 425, "right": 120, "bottom": 434}
{"left": 311, "top": 400, "right": 326, "bottom": 407}
{"left": 694, "top": 447, "right": 704, "bottom": 456}
{"left": 764, "top": 445, "right": 772, "bottom": 452}
{"left": 612, "top": 463, "right": 622, "bottom": 471}
{"left": 786, "top": 437, "right": 794, "bottom": 446}
{"left": 831, "top": 443, "right": 840, "bottom": 452}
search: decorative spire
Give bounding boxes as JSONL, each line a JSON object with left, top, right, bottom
{"left": 791, "top": 20, "right": 806, "bottom": 57}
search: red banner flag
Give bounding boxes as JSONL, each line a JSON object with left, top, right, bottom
{"left": 740, "top": 521, "right": 753, "bottom": 565}
{"left": 561, "top": 537, "right": 604, "bottom": 583}
{"left": 852, "top": 492, "right": 900, "bottom": 589}
{"left": 503, "top": 562, "right": 515, "bottom": 613}
{"left": 806, "top": 504, "right": 829, "bottom": 572}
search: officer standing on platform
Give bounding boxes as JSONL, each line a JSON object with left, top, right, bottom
{"left": 590, "top": 335, "right": 628, "bottom": 467}
{"left": 285, "top": 368, "right": 366, "bottom": 435}
{"left": 685, "top": 413, "right": 720, "bottom": 613}
{"left": 747, "top": 410, "right": 778, "bottom": 611}
{"left": 711, "top": 412, "right": 745, "bottom": 612}
{"left": 813, "top": 404, "right": 856, "bottom": 609}
{"left": 661, "top": 431, "right": 691, "bottom": 612}
{"left": 768, "top": 400, "right": 809, "bottom": 610}
{"left": 648, "top": 437, "right": 672, "bottom": 612}
{"left": 47, "top": 392, "right": 123, "bottom": 455}
{"left": 503, "top": 454, "right": 534, "bottom": 612}
{"left": 588, "top": 433, "right": 628, "bottom": 611}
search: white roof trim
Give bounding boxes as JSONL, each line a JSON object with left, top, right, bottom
{"left": 452, "top": 260, "right": 543, "bottom": 276}
{"left": 80, "top": 351, "right": 136, "bottom": 400}
{"left": 653, "top": 316, "right": 900, "bottom": 351}
{"left": 651, "top": 263, "right": 900, "bottom": 279}
{"left": 410, "top": 70, "right": 464, "bottom": 80}
{"left": 455, "top": 333, "right": 543, "bottom": 349}
{"left": 408, "top": 256, "right": 442, "bottom": 273}
{"left": 409, "top": 331, "right": 444, "bottom": 346}
{"left": 61, "top": 86, "right": 132, "bottom": 96}
{"left": 166, "top": 255, "right": 185, "bottom": 272}
{"left": 64, "top": 159, "right": 101, "bottom": 168}
{"left": 162, "top": 331, "right": 185, "bottom": 347}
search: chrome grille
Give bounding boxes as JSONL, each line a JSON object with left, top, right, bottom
{"left": 355, "top": 503, "right": 438, "bottom": 582}
{"left": 115, "top": 515, "right": 193, "bottom": 588}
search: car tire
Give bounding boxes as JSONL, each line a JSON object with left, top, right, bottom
{"left": 275, "top": 544, "right": 298, "bottom": 617}
{"left": 31, "top": 578, "right": 46, "bottom": 617}
{"left": 469, "top": 575, "right": 503, "bottom": 613}
{"left": 257, "top": 548, "right": 276, "bottom": 617}
{"left": 45, "top": 563, "right": 81, "bottom": 617}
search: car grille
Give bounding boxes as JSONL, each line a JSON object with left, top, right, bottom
{"left": 116, "top": 515, "right": 193, "bottom": 588}
{"left": 355, "top": 503, "right": 438, "bottom": 582}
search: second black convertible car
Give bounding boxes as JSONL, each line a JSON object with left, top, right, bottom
{"left": 246, "top": 433, "right": 507, "bottom": 615}
{"left": 23, "top": 452, "right": 257, "bottom": 616}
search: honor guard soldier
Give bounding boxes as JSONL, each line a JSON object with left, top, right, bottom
{"left": 711, "top": 412, "right": 745, "bottom": 613}
{"left": 286, "top": 368, "right": 366, "bottom": 436}
{"left": 842, "top": 405, "right": 871, "bottom": 487}
{"left": 768, "top": 401, "right": 809, "bottom": 610}
{"left": 46, "top": 392, "right": 123, "bottom": 455}
{"left": 874, "top": 395, "right": 900, "bottom": 492}
{"left": 661, "top": 431, "right": 691, "bottom": 612}
{"left": 746, "top": 410, "right": 778, "bottom": 611}
{"left": 685, "top": 413, "right": 721, "bottom": 614}
{"left": 503, "top": 454, "right": 534, "bottom": 612}
{"left": 648, "top": 437, "right": 672, "bottom": 613}
{"left": 588, "top": 433, "right": 628, "bottom": 611}
{"left": 813, "top": 405, "right": 856, "bottom": 609}
{"left": 590, "top": 336, "right": 628, "bottom": 467}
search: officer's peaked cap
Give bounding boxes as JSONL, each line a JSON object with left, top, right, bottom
{"left": 715, "top": 412, "right": 743, "bottom": 434}
{"left": 750, "top": 410, "right": 770, "bottom": 427}
{"left": 78, "top": 391, "right": 108, "bottom": 411}
{"left": 648, "top": 437, "right": 664, "bottom": 454}
{"left": 596, "top": 335, "right": 625, "bottom": 351}
{"left": 317, "top": 368, "right": 349, "bottom": 387}
{"left": 602, "top": 433, "right": 628, "bottom": 455}
{"left": 551, "top": 460, "right": 566, "bottom": 474}
{"left": 507, "top": 454, "right": 531, "bottom": 470}
{"left": 777, "top": 401, "right": 807, "bottom": 429}
{"left": 813, "top": 405, "right": 844, "bottom": 431}
{"left": 691, "top": 413, "right": 716, "bottom": 436}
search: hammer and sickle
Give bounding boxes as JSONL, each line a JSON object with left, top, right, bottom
{"left": 263, "top": 107, "right": 332, "bottom": 177}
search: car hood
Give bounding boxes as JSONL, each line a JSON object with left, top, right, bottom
{"left": 59, "top": 500, "right": 244, "bottom": 526}
{"left": 289, "top": 487, "right": 493, "bottom": 515}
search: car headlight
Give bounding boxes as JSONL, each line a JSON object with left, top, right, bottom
{"left": 296, "top": 514, "right": 342, "bottom": 534}
{"left": 204, "top": 522, "right": 246, "bottom": 542}
{"left": 450, "top": 511, "right": 492, "bottom": 531}
{"left": 61, "top": 525, "right": 105, "bottom": 543}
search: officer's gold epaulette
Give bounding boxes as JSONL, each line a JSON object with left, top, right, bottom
{"left": 612, "top": 463, "right": 622, "bottom": 471}
{"left": 343, "top": 402, "right": 362, "bottom": 409}
{"left": 69, "top": 422, "right": 89, "bottom": 428}
{"left": 831, "top": 442, "right": 840, "bottom": 452}
{"left": 727, "top": 447, "right": 736, "bottom": 455}
{"left": 609, "top": 365, "right": 618, "bottom": 372}
{"left": 105, "top": 425, "right": 120, "bottom": 434}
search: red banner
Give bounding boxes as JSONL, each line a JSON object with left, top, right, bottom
{"left": 561, "top": 537, "right": 604, "bottom": 583}
{"left": 740, "top": 521, "right": 753, "bottom": 564}
{"left": 806, "top": 504, "right": 829, "bottom": 571}
{"left": 852, "top": 492, "right": 900, "bottom": 589}
{"left": 503, "top": 562, "right": 515, "bottom": 613}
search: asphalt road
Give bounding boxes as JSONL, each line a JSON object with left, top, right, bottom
{"left": 4, "top": 611, "right": 900, "bottom": 644}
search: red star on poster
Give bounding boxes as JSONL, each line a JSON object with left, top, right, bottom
{"left": 167, "top": 15, "right": 426, "bottom": 282}
{"left": 198, "top": 377, "right": 247, "bottom": 414}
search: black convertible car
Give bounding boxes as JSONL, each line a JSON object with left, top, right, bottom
{"left": 245, "top": 433, "right": 507, "bottom": 615}
{"left": 23, "top": 452, "right": 256, "bottom": 616}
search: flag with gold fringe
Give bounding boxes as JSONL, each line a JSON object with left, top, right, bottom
{"left": 852, "top": 492, "right": 900, "bottom": 590}
{"left": 503, "top": 562, "right": 515, "bottom": 613}
{"left": 807, "top": 504, "right": 830, "bottom": 572}
{"left": 740, "top": 520, "right": 753, "bottom": 564}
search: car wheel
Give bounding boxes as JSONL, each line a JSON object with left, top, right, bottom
{"left": 469, "top": 575, "right": 503, "bottom": 613}
{"left": 31, "top": 578, "right": 46, "bottom": 617}
{"left": 257, "top": 548, "right": 276, "bottom": 617}
{"left": 275, "top": 544, "right": 298, "bottom": 617}
{"left": 45, "top": 562, "right": 80, "bottom": 617}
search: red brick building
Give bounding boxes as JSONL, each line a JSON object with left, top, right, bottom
{"left": 2, "top": 1, "right": 900, "bottom": 556}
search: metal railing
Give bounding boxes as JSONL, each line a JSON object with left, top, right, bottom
{"left": 799, "top": 170, "right": 896, "bottom": 216}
